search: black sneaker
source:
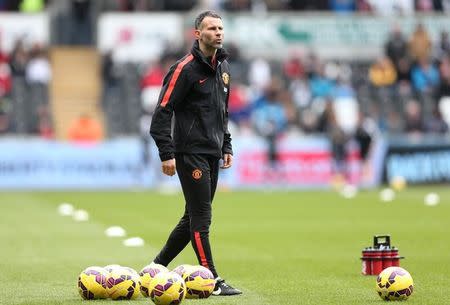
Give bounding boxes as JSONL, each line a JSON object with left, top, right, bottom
{"left": 212, "top": 277, "right": 242, "bottom": 296}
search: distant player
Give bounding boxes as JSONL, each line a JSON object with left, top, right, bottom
{"left": 150, "top": 10, "right": 241, "bottom": 296}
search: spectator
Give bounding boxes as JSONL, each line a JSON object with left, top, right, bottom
{"left": 309, "top": 64, "right": 335, "bottom": 98}
{"left": 354, "top": 111, "right": 375, "bottom": 161}
{"left": 289, "top": 74, "right": 311, "bottom": 109}
{"left": 67, "top": 113, "right": 103, "bottom": 142}
{"left": 354, "top": 111, "right": 377, "bottom": 182}
{"left": 409, "top": 23, "right": 432, "bottom": 63}
{"left": 443, "top": 0, "right": 450, "bottom": 12}
{"left": 0, "top": 61, "right": 11, "bottom": 133}
{"left": 369, "top": 56, "right": 397, "bottom": 87}
{"left": 0, "top": 39, "right": 8, "bottom": 63}
{"left": 330, "top": 0, "right": 355, "bottom": 13}
{"left": 384, "top": 109, "right": 404, "bottom": 134}
{"left": 9, "top": 41, "right": 28, "bottom": 77}
{"left": 385, "top": 24, "right": 408, "bottom": 70}
{"left": 425, "top": 106, "right": 448, "bottom": 133}
{"left": 163, "top": 0, "right": 197, "bottom": 10}
{"left": 115, "top": 0, "right": 152, "bottom": 11}
{"left": 228, "top": 82, "right": 252, "bottom": 127}
{"left": 248, "top": 57, "right": 271, "bottom": 95}
{"left": 0, "top": 62, "right": 12, "bottom": 97}
{"left": 100, "top": 50, "right": 119, "bottom": 109}
{"left": 317, "top": 100, "right": 349, "bottom": 179}
{"left": 433, "top": 31, "right": 450, "bottom": 61}
{"left": 367, "top": 0, "right": 414, "bottom": 15}
{"left": 396, "top": 57, "right": 412, "bottom": 83}
{"left": 26, "top": 44, "right": 51, "bottom": 85}
{"left": 140, "top": 61, "right": 165, "bottom": 89}
{"left": 0, "top": 0, "right": 20, "bottom": 11}
{"left": 356, "top": 0, "right": 372, "bottom": 11}
{"left": 437, "top": 56, "right": 450, "bottom": 99}
{"left": 251, "top": 82, "right": 288, "bottom": 165}
{"left": 332, "top": 75, "right": 355, "bottom": 98}
{"left": 226, "top": 42, "right": 247, "bottom": 83}
{"left": 221, "top": 0, "right": 252, "bottom": 10}
{"left": 404, "top": 100, "right": 425, "bottom": 133}
{"left": 415, "top": 0, "right": 434, "bottom": 12}
{"left": 283, "top": 50, "right": 305, "bottom": 81}
{"left": 287, "top": 0, "right": 329, "bottom": 10}
{"left": 411, "top": 57, "right": 440, "bottom": 94}
{"left": 140, "top": 60, "right": 165, "bottom": 114}
{"left": 396, "top": 57, "right": 413, "bottom": 98}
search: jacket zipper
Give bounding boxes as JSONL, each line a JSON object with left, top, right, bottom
{"left": 215, "top": 66, "right": 224, "bottom": 149}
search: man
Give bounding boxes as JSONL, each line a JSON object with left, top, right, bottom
{"left": 149, "top": 10, "right": 241, "bottom": 296}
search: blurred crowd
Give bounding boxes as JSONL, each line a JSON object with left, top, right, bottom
{"left": 0, "top": 40, "right": 52, "bottom": 136}
{"left": 132, "top": 22, "right": 450, "bottom": 139}
{"left": 1, "top": 0, "right": 450, "bottom": 13}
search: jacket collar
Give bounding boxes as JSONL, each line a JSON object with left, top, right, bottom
{"left": 191, "top": 40, "right": 228, "bottom": 71}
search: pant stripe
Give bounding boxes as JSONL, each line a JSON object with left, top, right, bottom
{"left": 194, "top": 231, "right": 209, "bottom": 268}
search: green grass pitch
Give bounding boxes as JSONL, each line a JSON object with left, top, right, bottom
{"left": 0, "top": 186, "right": 449, "bottom": 305}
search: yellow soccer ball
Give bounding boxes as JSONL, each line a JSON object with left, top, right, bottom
{"left": 139, "top": 263, "right": 169, "bottom": 297}
{"left": 172, "top": 264, "right": 193, "bottom": 278}
{"left": 104, "top": 264, "right": 122, "bottom": 273}
{"left": 182, "top": 265, "right": 215, "bottom": 299}
{"left": 77, "top": 266, "right": 108, "bottom": 300}
{"left": 106, "top": 266, "right": 141, "bottom": 300}
{"left": 148, "top": 271, "right": 186, "bottom": 305}
{"left": 376, "top": 267, "right": 414, "bottom": 301}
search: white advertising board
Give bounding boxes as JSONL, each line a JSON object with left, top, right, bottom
{"left": 0, "top": 13, "right": 49, "bottom": 52}
{"left": 97, "top": 13, "right": 184, "bottom": 62}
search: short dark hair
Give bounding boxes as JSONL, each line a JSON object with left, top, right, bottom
{"left": 194, "top": 10, "right": 222, "bottom": 30}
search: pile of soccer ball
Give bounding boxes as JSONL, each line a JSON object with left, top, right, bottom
{"left": 78, "top": 263, "right": 215, "bottom": 304}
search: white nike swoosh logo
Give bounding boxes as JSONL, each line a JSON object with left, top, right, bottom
{"left": 212, "top": 287, "right": 221, "bottom": 295}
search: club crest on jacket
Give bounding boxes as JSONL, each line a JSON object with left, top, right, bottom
{"left": 222, "top": 72, "right": 229, "bottom": 85}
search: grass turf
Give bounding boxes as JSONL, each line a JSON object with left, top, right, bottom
{"left": 0, "top": 186, "right": 449, "bottom": 305}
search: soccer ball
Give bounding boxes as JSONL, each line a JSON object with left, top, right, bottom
{"left": 106, "top": 266, "right": 141, "bottom": 300}
{"left": 124, "top": 266, "right": 140, "bottom": 279}
{"left": 148, "top": 271, "right": 186, "bottom": 305}
{"left": 182, "top": 265, "right": 215, "bottom": 299}
{"left": 77, "top": 266, "right": 108, "bottom": 300}
{"left": 172, "top": 264, "right": 193, "bottom": 278}
{"left": 376, "top": 267, "right": 414, "bottom": 301}
{"left": 139, "top": 263, "right": 169, "bottom": 297}
{"left": 104, "top": 264, "right": 122, "bottom": 273}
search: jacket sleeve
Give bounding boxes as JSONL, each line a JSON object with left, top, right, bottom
{"left": 150, "top": 60, "right": 191, "bottom": 161}
{"left": 222, "top": 74, "right": 233, "bottom": 156}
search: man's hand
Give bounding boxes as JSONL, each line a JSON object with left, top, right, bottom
{"left": 221, "top": 154, "right": 233, "bottom": 169}
{"left": 162, "top": 158, "right": 176, "bottom": 176}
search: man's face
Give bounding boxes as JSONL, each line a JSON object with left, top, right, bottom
{"left": 196, "top": 16, "right": 224, "bottom": 49}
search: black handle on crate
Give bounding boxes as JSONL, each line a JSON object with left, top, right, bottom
{"left": 373, "top": 235, "right": 391, "bottom": 248}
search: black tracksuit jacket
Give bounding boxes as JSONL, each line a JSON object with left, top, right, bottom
{"left": 150, "top": 40, "right": 233, "bottom": 161}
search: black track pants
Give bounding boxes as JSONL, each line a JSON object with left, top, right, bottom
{"left": 153, "top": 153, "right": 219, "bottom": 278}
